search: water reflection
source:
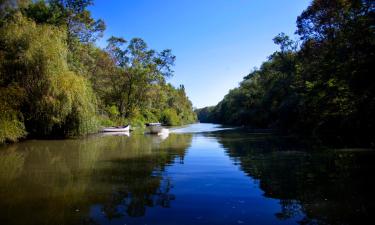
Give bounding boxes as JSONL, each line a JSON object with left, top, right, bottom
{"left": 98, "top": 131, "right": 130, "bottom": 137}
{"left": 211, "top": 130, "right": 375, "bottom": 225}
{"left": 0, "top": 124, "right": 374, "bottom": 225}
{"left": 0, "top": 133, "right": 192, "bottom": 225}
{"left": 0, "top": 146, "right": 25, "bottom": 184}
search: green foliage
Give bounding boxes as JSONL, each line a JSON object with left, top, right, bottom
{"left": 0, "top": 116, "right": 26, "bottom": 143}
{"left": 92, "top": 36, "right": 196, "bottom": 126}
{"left": 97, "top": 115, "right": 115, "bottom": 127}
{"left": 160, "top": 109, "right": 179, "bottom": 126}
{"left": 102, "top": 37, "right": 175, "bottom": 118}
{"left": 0, "top": 85, "right": 27, "bottom": 143}
{"left": 0, "top": 1, "right": 196, "bottom": 143}
{"left": 21, "top": 0, "right": 105, "bottom": 43}
{"left": 198, "top": 0, "right": 375, "bottom": 143}
{"left": 195, "top": 106, "right": 215, "bottom": 122}
{"left": 0, "top": 13, "right": 98, "bottom": 142}
{"left": 106, "top": 105, "right": 120, "bottom": 118}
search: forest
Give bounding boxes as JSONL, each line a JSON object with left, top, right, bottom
{"left": 0, "top": 0, "right": 197, "bottom": 143}
{"left": 197, "top": 0, "right": 374, "bottom": 144}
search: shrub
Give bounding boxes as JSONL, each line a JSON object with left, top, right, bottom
{"left": 160, "top": 109, "right": 180, "bottom": 126}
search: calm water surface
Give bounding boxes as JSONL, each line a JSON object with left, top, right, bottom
{"left": 0, "top": 123, "right": 374, "bottom": 225}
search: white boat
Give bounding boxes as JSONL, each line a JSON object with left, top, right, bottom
{"left": 146, "top": 123, "right": 167, "bottom": 134}
{"left": 99, "top": 131, "right": 130, "bottom": 137}
{"left": 102, "top": 125, "right": 130, "bottom": 132}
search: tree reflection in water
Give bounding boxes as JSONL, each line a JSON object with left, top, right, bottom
{"left": 0, "top": 133, "right": 192, "bottom": 225}
{"left": 1, "top": 127, "right": 374, "bottom": 225}
{"left": 212, "top": 130, "right": 375, "bottom": 225}
{"left": 93, "top": 133, "right": 188, "bottom": 220}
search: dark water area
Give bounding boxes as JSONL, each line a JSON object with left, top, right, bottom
{"left": 0, "top": 123, "right": 374, "bottom": 225}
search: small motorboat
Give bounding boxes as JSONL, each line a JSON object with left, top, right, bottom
{"left": 102, "top": 125, "right": 130, "bottom": 132}
{"left": 145, "top": 123, "right": 168, "bottom": 134}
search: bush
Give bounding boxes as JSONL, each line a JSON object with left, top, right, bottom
{"left": 160, "top": 109, "right": 180, "bottom": 126}
{"left": 106, "top": 105, "right": 120, "bottom": 118}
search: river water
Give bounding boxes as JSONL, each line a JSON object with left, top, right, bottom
{"left": 0, "top": 123, "right": 373, "bottom": 225}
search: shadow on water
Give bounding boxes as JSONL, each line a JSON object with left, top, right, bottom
{"left": 208, "top": 129, "right": 375, "bottom": 225}
{"left": 0, "top": 133, "right": 193, "bottom": 225}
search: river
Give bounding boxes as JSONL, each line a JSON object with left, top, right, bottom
{"left": 0, "top": 123, "right": 373, "bottom": 225}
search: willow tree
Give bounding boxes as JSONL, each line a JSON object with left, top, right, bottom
{"left": 0, "top": 85, "right": 26, "bottom": 143}
{"left": 0, "top": 14, "right": 98, "bottom": 141}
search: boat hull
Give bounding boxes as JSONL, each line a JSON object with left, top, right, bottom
{"left": 148, "top": 126, "right": 164, "bottom": 134}
{"left": 99, "top": 131, "right": 130, "bottom": 137}
{"left": 102, "top": 126, "right": 130, "bottom": 132}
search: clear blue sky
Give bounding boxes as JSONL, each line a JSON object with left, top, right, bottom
{"left": 90, "top": 0, "right": 311, "bottom": 108}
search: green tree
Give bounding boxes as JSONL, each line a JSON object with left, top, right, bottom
{"left": 104, "top": 36, "right": 176, "bottom": 118}
{"left": 198, "top": 0, "right": 374, "bottom": 144}
{"left": 0, "top": 14, "right": 98, "bottom": 139}
{"left": 0, "top": 0, "right": 197, "bottom": 144}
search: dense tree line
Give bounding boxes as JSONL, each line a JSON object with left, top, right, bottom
{"left": 0, "top": 0, "right": 196, "bottom": 143}
{"left": 197, "top": 0, "right": 374, "bottom": 143}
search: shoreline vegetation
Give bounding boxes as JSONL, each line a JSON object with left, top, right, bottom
{"left": 196, "top": 0, "right": 374, "bottom": 146}
{"left": 1, "top": 0, "right": 374, "bottom": 147}
{"left": 0, "top": 0, "right": 197, "bottom": 144}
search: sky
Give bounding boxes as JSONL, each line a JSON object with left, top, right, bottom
{"left": 90, "top": 0, "right": 311, "bottom": 108}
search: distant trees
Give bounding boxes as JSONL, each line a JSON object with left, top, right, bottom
{"left": 93, "top": 36, "right": 196, "bottom": 125}
{"left": 197, "top": 0, "right": 375, "bottom": 143}
{"left": 0, "top": 0, "right": 196, "bottom": 143}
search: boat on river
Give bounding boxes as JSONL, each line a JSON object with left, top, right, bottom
{"left": 145, "top": 123, "right": 169, "bottom": 134}
{"left": 102, "top": 125, "right": 130, "bottom": 132}
{"left": 99, "top": 131, "right": 130, "bottom": 137}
